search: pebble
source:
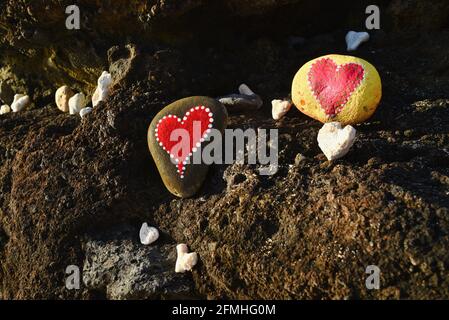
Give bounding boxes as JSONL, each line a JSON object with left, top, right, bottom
{"left": 317, "top": 122, "right": 356, "bottom": 161}
{"left": 148, "top": 96, "right": 228, "bottom": 198}
{"left": 217, "top": 83, "right": 263, "bottom": 112}
{"left": 271, "top": 99, "right": 292, "bottom": 120}
{"left": 175, "top": 244, "right": 198, "bottom": 273}
{"left": 69, "top": 93, "right": 86, "bottom": 115}
{"left": 346, "top": 31, "right": 370, "bottom": 51}
{"left": 55, "top": 85, "right": 75, "bottom": 112}
{"left": 292, "top": 54, "right": 382, "bottom": 125}
{"left": 0, "top": 105, "right": 11, "bottom": 115}
{"left": 139, "top": 223, "right": 159, "bottom": 245}
{"left": 79, "top": 107, "right": 93, "bottom": 118}
{"left": 11, "top": 94, "right": 30, "bottom": 112}
{"left": 92, "top": 71, "right": 112, "bottom": 107}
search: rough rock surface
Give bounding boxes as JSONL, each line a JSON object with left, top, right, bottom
{"left": 82, "top": 226, "right": 195, "bottom": 299}
{"left": 0, "top": 0, "right": 449, "bottom": 300}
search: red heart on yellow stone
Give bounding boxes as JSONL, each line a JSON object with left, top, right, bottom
{"left": 308, "top": 58, "right": 365, "bottom": 116}
{"left": 292, "top": 54, "right": 382, "bottom": 125}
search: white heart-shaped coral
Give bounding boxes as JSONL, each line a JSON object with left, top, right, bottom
{"left": 346, "top": 31, "right": 370, "bottom": 51}
{"left": 317, "top": 122, "right": 356, "bottom": 161}
{"left": 139, "top": 223, "right": 159, "bottom": 245}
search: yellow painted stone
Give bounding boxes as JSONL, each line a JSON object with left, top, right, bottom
{"left": 292, "top": 54, "right": 382, "bottom": 125}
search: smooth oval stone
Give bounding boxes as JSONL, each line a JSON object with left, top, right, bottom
{"left": 148, "top": 96, "right": 228, "bottom": 198}
{"left": 292, "top": 54, "right": 382, "bottom": 125}
{"left": 55, "top": 85, "right": 74, "bottom": 113}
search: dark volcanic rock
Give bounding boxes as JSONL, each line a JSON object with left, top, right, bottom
{"left": 82, "top": 226, "right": 195, "bottom": 299}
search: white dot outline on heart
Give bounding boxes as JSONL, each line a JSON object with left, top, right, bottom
{"left": 154, "top": 105, "right": 214, "bottom": 179}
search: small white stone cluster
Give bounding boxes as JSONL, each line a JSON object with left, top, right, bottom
{"left": 345, "top": 31, "right": 370, "bottom": 51}
{"left": 54, "top": 71, "right": 111, "bottom": 118}
{"left": 317, "top": 122, "right": 356, "bottom": 161}
{"left": 1, "top": 93, "right": 31, "bottom": 115}
{"left": 139, "top": 222, "right": 198, "bottom": 273}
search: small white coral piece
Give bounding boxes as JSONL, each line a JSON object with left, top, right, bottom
{"left": 0, "top": 104, "right": 11, "bottom": 115}
{"left": 55, "top": 85, "right": 75, "bottom": 113}
{"left": 139, "top": 222, "right": 159, "bottom": 245}
{"left": 79, "top": 107, "right": 93, "bottom": 118}
{"left": 238, "top": 83, "right": 255, "bottom": 96}
{"left": 175, "top": 244, "right": 198, "bottom": 273}
{"left": 11, "top": 94, "right": 30, "bottom": 112}
{"left": 346, "top": 31, "right": 370, "bottom": 51}
{"left": 218, "top": 83, "right": 263, "bottom": 111}
{"left": 271, "top": 99, "right": 292, "bottom": 120}
{"left": 92, "top": 71, "right": 112, "bottom": 107}
{"left": 317, "top": 122, "right": 356, "bottom": 161}
{"left": 69, "top": 93, "right": 86, "bottom": 115}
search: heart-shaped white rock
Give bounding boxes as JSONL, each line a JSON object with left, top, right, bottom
{"left": 317, "top": 122, "right": 356, "bottom": 160}
{"left": 272, "top": 99, "right": 292, "bottom": 120}
{"left": 345, "top": 31, "right": 370, "bottom": 51}
{"left": 175, "top": 244, "right": 198, "bottom": 273}
{"left": 139, "top": 223, "right": 159, "bottom": 245}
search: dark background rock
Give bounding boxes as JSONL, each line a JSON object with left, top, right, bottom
{"left": 0, "top": 0, "right": 448, "bottom": 299}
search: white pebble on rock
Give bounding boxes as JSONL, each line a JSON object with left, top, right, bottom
{"left": 217, "top": 83, "right": 263, "bottom": 111}
{"left": 139, "top": 223, "right": 159, "bottom": 245}
{"left": 0, "top": 104, "right": 11, "bottom": 115}
{"left": 55, "top": 85, "right": 75, "bottom": 113}
{"left": 79, "top": 107, "right": 93, "bottom": 118}
{"left": 317, "top": 122, "right": 356, "bottom": 161}
{"left": 346, "top": 31, "right": 370, "bottom": 51}
{"left": 271, "top": 99, "right": 292, "bottom": 120}
{"left": 92, "top": 71, "right": 112, "bottom": 107}
{"left": 11, "top": 94, "right": 30, "bottom": 112}
{"left": 69, "top": 93, "right": 86, "bottom": 115}
{"left": 238, "top": 83, "right": 255, "bottom": 96}
{"left": 175, "top": 244, "right": 198, "bottom": 273}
